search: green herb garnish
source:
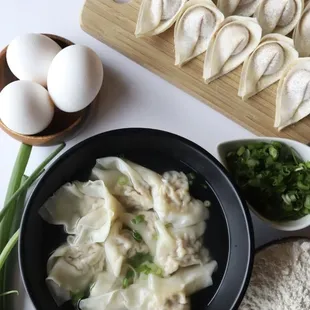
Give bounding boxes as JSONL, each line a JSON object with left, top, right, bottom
{"left": 204, "top": 200, "right": 211, "bottom": 208}
{"left": 187, "top": 172, "right": 196, "bottom": 180}
{"left": 122, "top": 277, "right": 130, "bottom": 289}
{"left": 187, "top": 172, "right": 196, "bottom": 186}
{"left": 122, "top": 253, "right": 162, "bottom": 288}
{"left": 118, "top": 176, "right": 129, "bottom": 186}
{"left": 131, "top": 214, "right": 145, "bottom": 225}
{"left": 71, "top": 291, "right": 85, "bottom": 305}
{"left": 122, "top": 265, "right": 137, "bottom": 288}
{"left": 128, "top": 253, "right": 153, "bottom": 268}
{"left": 137, "top": 261, "right": 163, "bottom": 276}
{"left": 132, "top": 230, "right": 142, "bottom": 242}
{"left": 226, "top": 141, "right": 310, "bottom": 221}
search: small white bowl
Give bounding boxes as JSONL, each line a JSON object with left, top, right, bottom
{"left": 217, "top": 137, "right": 310, "bottom": 231}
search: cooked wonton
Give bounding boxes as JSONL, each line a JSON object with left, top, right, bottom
{"left": 39, "top": 181, "right": 104, "bottom": 234}
{"left": 121, "top": 211, "right": 158, "bottom": 255}
{"left": 154, "top": 220, "right": 209, "bottom": 276}
{"left": 105, "top": 220, "right": 149, "bottom": 277}
{"left": 93, "top": 159, "right": 208, "bottom": 228}
{"left": 89, "top": 271, "right": 120, "bottom": 297}
{"left": 153, "top": 171, "right": 209, "bottom": 228}
{"left": 79, "top": 262, "right": 217, "bottom": 310}
{"left": 92, "top": 157, "right": 156, "bottom": 210}
{"left": 39, "top": 180, "right": 123, "bottom": 245}
{"left": 46, "top": 243, "right": 105, "bottom": 305}
{"left": 79, "top": 290, "right": 126, "bottom": 310}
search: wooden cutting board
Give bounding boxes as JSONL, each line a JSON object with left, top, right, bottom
{"left": 80, "top": 0, "right": 310, "bottom": 144}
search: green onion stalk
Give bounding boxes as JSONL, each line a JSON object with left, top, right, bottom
{"left": 0, "top": 142, "right": 66, "bottom": 309}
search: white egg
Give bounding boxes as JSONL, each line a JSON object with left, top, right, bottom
{"left": 0, "top": 81, "right": 54, "bottom": 135}
{"left": 47, "top": 45, "right": 104, "bottom": 113}
{"left": 6, "top": 33, "right": 62, "bottom": 86}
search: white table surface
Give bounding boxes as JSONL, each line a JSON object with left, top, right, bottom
{"left": 0, "top": 0, "right": 310, "bottom": 309}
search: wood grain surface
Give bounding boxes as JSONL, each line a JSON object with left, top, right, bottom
{"left": 80, "top": 0, "right": 310, "bottom": 144}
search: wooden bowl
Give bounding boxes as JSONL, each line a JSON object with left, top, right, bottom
{"left": 0, "top": 34, "right": 94, "bottom": 146}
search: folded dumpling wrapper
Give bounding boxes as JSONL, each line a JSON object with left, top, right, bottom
{"left": 154, "top": 220, "right": 179, "bottom": 275}
{"left": 46, "top": 243, "right": 105, "bottom": 306}
{"left": 254, "top": 0, "right": 304, "bottom": 36}
{"left": 217, "top": 0, "right": 261, "bottom": 17}
{"left": 275, "top": 58, "right": 310, "bottom": 130}
{"left": 238, "top": 34, "right": 299, "bottom": 100}
{"left": 89, "top": 271, "right": 120, "bottom": 297}
{"left": 39, "top": 180, "right": 123, "bottom": 245}
{"left": 293, "top": 1, "right": 310, "bottom": 57}
{"left": 72, "top": 181, "right": 124, "bottom": 244}
{"left": 93, "top": 159, "right": 209, "bottom": 228}
{"left": 104, "top": 220, "right": 149, "bottom": 277}
{"left": 203, "top": 15, "right": 262, "bottom": 84}
{"left": 39, "top": 181, "right": 103, "bottom": 234}
{"left": 93, "top": 157, "right": 159, "bottom": 210}
{"left": 104, "top": 221, "right": 129, "bottom": 277}
{"left": 80, "top": 290, "right": 126, "bottom": 310}
{"left": 154, "top": 220, "right": 208, "bottom": 276}
{"left": 153, "top": 171, "right": 209, "bottom": 227}
{"left": 148, "top": 261, "right": 217, "bottom": 296}
{"left": 121, "top": 211, "right": 158, "bottom": 255}
{"left": 174, "top": 0, "right": 224, "bottom": 66}
{"left": 135, "top": 0, "right": 187, "bottom": 37}
{"left": 79, "top": 262, "right": 217, "bottom": 310}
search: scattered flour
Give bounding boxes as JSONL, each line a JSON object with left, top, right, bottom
{"left": 264, "top": 0, "right": 296, "bottom": 28}
{"left": 239, "top": 239, "right": 310, "bottom": 310}
{"left": 253, "top": 43, "right": 284, "bottom": 76}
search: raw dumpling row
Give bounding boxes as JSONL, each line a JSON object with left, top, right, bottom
{"left": 39, "top": 157, "right": 217, "bottom": 310}
{"left": 135, "top": 0, "right": 310, "bottom": 130}
{"left": 135, "top": 0, "right": 306, "bottom": 39}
